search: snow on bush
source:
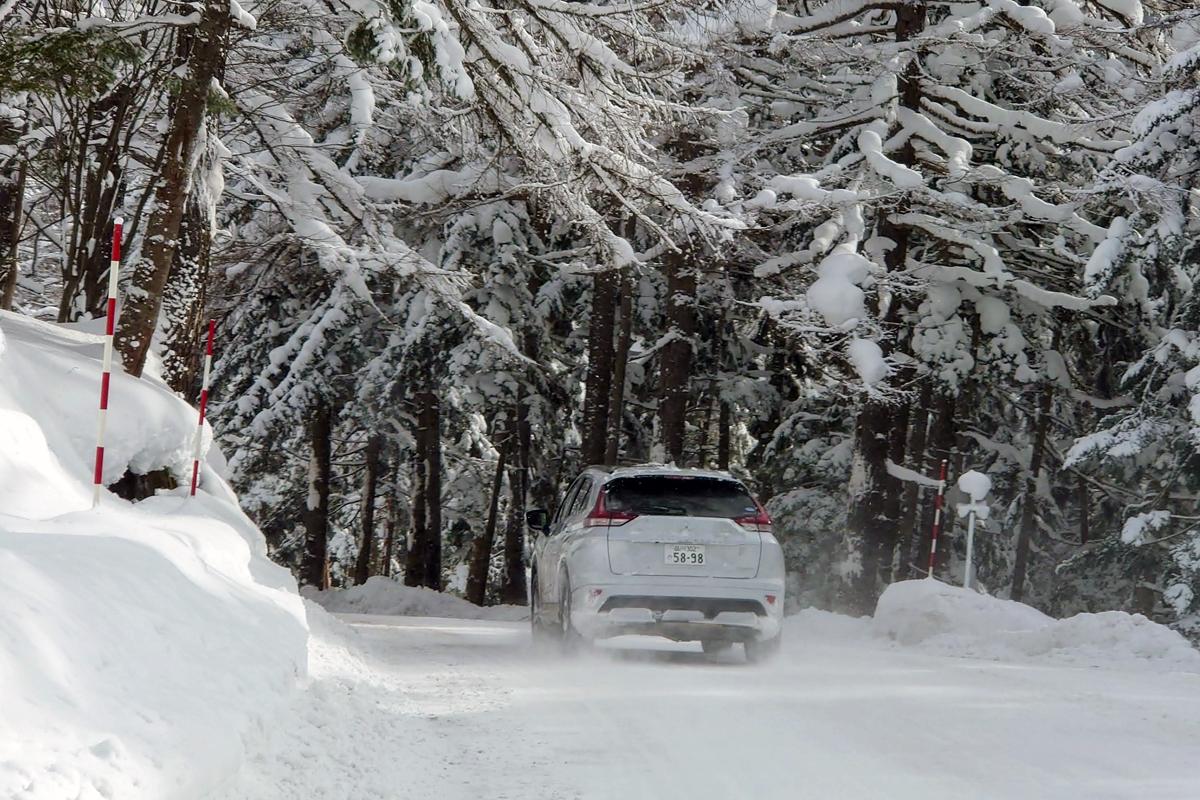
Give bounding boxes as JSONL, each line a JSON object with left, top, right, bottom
{"left": 307, "top": 576, "right": 527, "bottom": 621}
{"left": 0, "top": 312, "right": 308, "bottom": 799}
{"left": 874, "top": 580, "right": 1200, "bottom": 671}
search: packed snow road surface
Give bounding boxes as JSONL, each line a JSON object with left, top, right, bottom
{"left": 211, "top": 608, "right": 1200, "bottom": 800}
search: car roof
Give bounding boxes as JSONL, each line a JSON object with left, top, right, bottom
{"left": 583, "top": 463, "right": 742, "bottom": 483}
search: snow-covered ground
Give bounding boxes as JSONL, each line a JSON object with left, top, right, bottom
{"left": 6, "top": 310, "right": 1200, "bottom": 800}
{"left": 0, "top": 312, "right": 307, "bottom": 799}
{"left": 211, "top": 585, "right": 1200, "bottom": 800}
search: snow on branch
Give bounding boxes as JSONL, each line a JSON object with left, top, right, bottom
{"left": 885, "top": 459, "right": 943, "bottom": 488}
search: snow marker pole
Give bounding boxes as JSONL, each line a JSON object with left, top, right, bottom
{"left": 926, "top": 459, "right": 948, "bottom": 577}
{"left": 93, "top": 217, "right": 123, "bottom": 509}
{"left": 189, "top": 319, "right": 216, "bottom": 497}
{"left": 964, "top": 509, "right": 977, "bottom": 591}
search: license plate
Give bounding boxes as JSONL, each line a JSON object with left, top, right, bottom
{"left": 665, "top": 544, "right": 706, "bottom": 566}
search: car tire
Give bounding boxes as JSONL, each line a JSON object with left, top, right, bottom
{"left": 559, "top": 576, "right": 584, "bottom": 654}
{"left": 744, "top": 633, "right": 782, "bottom": 664}
{"left": 701, "top": 640, "right": 732, "bottom": 656}
{"left": 529, "top": 573, "right": 555, "bottom": 647}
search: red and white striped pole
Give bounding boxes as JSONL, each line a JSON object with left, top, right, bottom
{"left": 926, "top": 459, "right": 949, "bottom": 577}
{"left": 189, "top": 319, "right": 216, "bottom": 497}
{"left": 93, "top": 217, "right": 123, "bottom": 508}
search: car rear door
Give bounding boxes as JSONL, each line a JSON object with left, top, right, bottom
{"left": 602, "top": 475, "right": 765, "bottom": 579}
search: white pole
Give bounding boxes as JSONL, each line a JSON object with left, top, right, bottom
{"left": 964, "top": 510, "right": 977, "bottom": 590}
{"left": 93, "top": 217, "right": 123, "bottom": 508}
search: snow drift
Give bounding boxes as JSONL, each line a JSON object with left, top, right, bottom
{"left": 874, "top": 579, "right": 1200, "bottom": 671}
{"left": 306, "top": 575, "right": 528, "bottom": 621}
{"left": 0, "top": 311, "right": 308, "bottom": 799}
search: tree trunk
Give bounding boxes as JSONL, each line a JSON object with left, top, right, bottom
{"left": 898, "top": 381, "right": 932, "bottom": 578}
{"left": 1077, "top": 475, "right": 1090, "bottom": 545}
{"left": 161, "top": 191, "right": 213, "bottom": 394}
{"left": 583, "top": 269, "right": 618, "bottom": 465}
{"left": 717, "top": 401, "right": 732, "bottom": 470}
{"left": 844, "top": 0, "right": 927, "bottom": 610}
{"left": 422, "top": 389, "right": 443, "bottom": 590}
{"left": 848, "top": 399, "right": 898, "bottom": 611}
{"left": 353, "top": 435, "right": 383, "bottom": 586}
{"left": 466, "top": 439, "right": 507, "bottom": 606}
{"left": 382, "top": 454, "right": 399, "bottom": 577}
{"left": 0, "top": 161, "right": 26, "bottom": 310}
{"left": 605, "top": 268, "right": 633, "bottom": 466}
{"left": 302, "top": 401, "right": 334, "bottom": 589}
{"left": 405, "top": 438, "right": 428, "bottom": 587}
{"left": 114, "top": 0, "right": 229, "bottom": 377}
{"left": 884, "top": 401, "right": 911, "bottom": 578}
{"left": 1011, "top": 382, "right": 1053, "bottom": 602}
{"left": 660, "top": 239, "right": 698, "bottom": 465}
{"left": 500, "top": 393, "right": 531, "bottom": 605}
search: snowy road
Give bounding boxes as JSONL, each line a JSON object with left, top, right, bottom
{"left": 212, "top": 611, "right": 1200, "bottom": 800}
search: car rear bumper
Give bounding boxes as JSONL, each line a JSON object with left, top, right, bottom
{"left": 569, "top": 578, "right": 784, "bottom": 643}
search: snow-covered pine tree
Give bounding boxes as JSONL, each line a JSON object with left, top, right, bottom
{"left": 742, "top": 0, "right": 1151, "bottom": 610}
{"left": 1067, "top": 10, "right": 1200, "bottom": 636}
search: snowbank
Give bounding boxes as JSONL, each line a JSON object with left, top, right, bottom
{"left": 307, "top": 576, "right": 528, "bottom": 621}
{"left": 0, "top": 311, "right": 308, "bottom": 799}
{"left": 874, "top": 579, "right": 1200, "bottom": 671}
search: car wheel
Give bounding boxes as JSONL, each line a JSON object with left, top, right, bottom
{"left": 530, "top": 573, "right": 556, "bottom": 647}
{"left": 701, "top": 640, "right": 732, "bottom": 656}
{"left": 559, "top": 576, "right": 584, "bottom": 654}
{"left": 744, "top": 633, "right": 782, "bottom": 664}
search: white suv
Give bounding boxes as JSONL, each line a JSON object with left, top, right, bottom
{"left": 526, "top": 465, "right": 785, "bottom": 661}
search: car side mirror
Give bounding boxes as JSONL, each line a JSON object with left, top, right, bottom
{"left": 525, "top": 509, "right": 549, "bottom": 533}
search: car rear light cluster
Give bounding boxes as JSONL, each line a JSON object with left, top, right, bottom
{"left": 734, "top": 503, "right": 772, "bottom": 531}
{"left": 584, "top": 491, "right": 638, "bottom": 527}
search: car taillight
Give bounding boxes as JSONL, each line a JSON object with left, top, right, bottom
{"left": 735, "top": 504, "right": 772, "bottom": 530}
{"left": 584, "top": 491, "right": 638, "bottom": 527}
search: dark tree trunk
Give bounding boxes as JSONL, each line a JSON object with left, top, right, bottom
{"left": 162, "top": 192, "right": 213, "bottom": 395}
{"left": 1012, "top": 382, "right": 1053, "bottom": 602}
{"left": 302, "top": 401, "right": 334, "bottom": 589}
{"left": 884, "top": 401, "right": 911, "bottom": 577}
{"left": 115, "top": 0, "right": 229, "bottom": 377}
{"left": 500, "top": 393, "right": 531, "bottom": 605}
{"left": 353, "top": 435, "right": 383, "bottom": 586}
{"left": 848, "top": 400, "right": 899, "bottom": 611}
{"left": 75, "top": 90, "right": 132, "bottom": 321}
{"left": 845, "top": 0, "right": 927, "bottom": 611}
{"left": 0, "top": 161, "right": 26, "bottom": 310}
{"left": 1077, "top": 475, "right": 1090, "bottom": 545}
{"left": 583, "top": 269, "right": 618, "bottom": 465}
{"left": 422, "top": 389, "right": 443, "bottom": 590}
{"left": 382, "top": 454, "right": 399, "bottom": 577}
{"left": 660, "top": 239, "right": 698, "bottom": 465}
{"left": 717, "top": 401, "right": 732, "bottom": 470}
{"left": 405, "top": 443, "right": 428, "bottom": 587}
{"left": 466, "top": 438, "right": 507, "bottom": 606}
{"left": 605, "top": 268, "right": 633, "bottom": 466}
{"left": 898, "top": 381, "right": 932, "bottom": 578}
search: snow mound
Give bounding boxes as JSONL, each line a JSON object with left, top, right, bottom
{"left": 0, "top": 311, "right": 308, "bottom": 799}
{"left": 784, "top": 607, "right": 872, "bottom": 643}
{"left": 874, "top": 580, "right": 1200, "bottom": 671}
{"left": 308, "top": 576, "right": 528, "bottom": 621}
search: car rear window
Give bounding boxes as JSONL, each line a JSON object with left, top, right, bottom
{"left": 603, "top": 476, "right": 757, "bottom": 518}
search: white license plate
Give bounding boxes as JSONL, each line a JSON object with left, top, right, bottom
{"left": 665, "top": 544, "right": 706, "bottom": 566}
